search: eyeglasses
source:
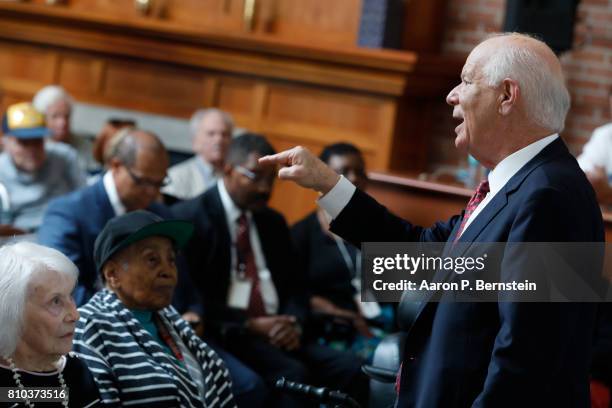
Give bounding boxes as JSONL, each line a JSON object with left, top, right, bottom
{"left": 234, "top": 165, "right": 275, "bottom": 185}
{"left": 126, "top": 167, "right": 170, "bottom": 189}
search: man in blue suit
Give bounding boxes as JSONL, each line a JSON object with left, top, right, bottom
{"left": 38, "top": 129, "right": 174, "bottom": 306}
{"left": 260, "top": 33, "right": 604, "bottom": 407}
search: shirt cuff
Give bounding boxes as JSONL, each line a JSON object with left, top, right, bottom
{"left": 317, "top": 175, "right": 356, "bottom": 219}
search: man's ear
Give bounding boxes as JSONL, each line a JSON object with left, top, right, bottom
{"left": 109, "top": 157, "right": 122, "bottom": 173}
{"left": 498, "top": 78, "right": 519, "bottom": 116}
{"left": 222, "top": 162, "right": 233, "bottom": 176}
{"left": 103, "top": 260, "right": 121, "bottom": 289}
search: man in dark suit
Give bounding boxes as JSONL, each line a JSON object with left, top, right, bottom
{"left": 172, "top": 133, "right": 367, "bottom": 408}
{"left": 260, "top": 33, "right": 605, "bottom": 407}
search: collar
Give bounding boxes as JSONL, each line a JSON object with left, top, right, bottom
{"left": 103, "top": 171, "right": 127, "bottom": 216}
{"left": 195, "top": 156, "right": 215, "bottom": 178}
{"left": 487, "top": 134, "right": 558, "bottom": 196}
{"left": 130, "top": 309, "right": 154, "bottom": 324}
{"left": 217, "top": 178, "right": 250, "bottom": 225}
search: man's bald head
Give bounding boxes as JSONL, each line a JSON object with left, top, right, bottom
{"left": 111, "top": 129, "right": 166, "bottom": 168}
{"left": 109, "top": 129, "right": 169, "bottom": 211}
{"left": 474, "top": 33, "right": 570, "bottom": 133}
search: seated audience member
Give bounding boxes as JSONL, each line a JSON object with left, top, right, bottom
{"left": 33, "top": 85, "right": 97, "bottom": 172}
{"left": 0, "top": 102, "right": 86, "bottom": 233}
{"left": 73, "top": 210, "right": 236, "bottom": 407}
{"left": 172, "top": 133, "right": 367, "bottom": 408}
{"left": 578, "top": 90, "right": 612, "bottom": 205}
{"left": 292, "top": 142, "right": 395, "bottom": 360}
{"left": 38, "top": 128, "right": 265, "bottom": 407}
{"left": 38, "top": 128, "right": 173, "bottom": 306}
{"left": 162, "top": 108, "right": 233, "bottom": 200}
{"left": 0, "top": 242, "right": 101, "bottom": 407}
{"left": 92, "top": 118, "right": 136, "bottom": 168}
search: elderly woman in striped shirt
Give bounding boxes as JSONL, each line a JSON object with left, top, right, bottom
{"left": 73, "top": 210, "right": 236, "bottom": 407}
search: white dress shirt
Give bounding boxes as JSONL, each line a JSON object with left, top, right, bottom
{"left": 577, "top": 123, "right": 612, "bottom": 176}
{"left": 103, "top": 171, "right": 126, "bottom": 216}
{"left": 217, "top": 179, "right": 279, "bottom": 314}
{"left": 319, "top": 134, "right": 559, "bottom": 238}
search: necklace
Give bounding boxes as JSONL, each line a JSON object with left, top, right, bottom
{"left": 5, "top": 356, "right": 69, "bottom": 407}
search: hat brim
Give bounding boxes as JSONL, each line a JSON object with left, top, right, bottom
{"left": 121, "top": 219, "right": 194, "bottom": 251}
{"left": 7, "top": 127, "right": 49, "bottom": 139}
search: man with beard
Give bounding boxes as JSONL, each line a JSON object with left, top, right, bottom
{"left": 172, "top": 133, "right": 367, "bottom": 408}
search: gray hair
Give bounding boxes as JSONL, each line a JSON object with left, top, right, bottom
{"left": 189, "top": 108, "right": 234, "bottom": 137}
{"left": 32, "top": 85, "right": 73, "bottom": 114}
{"left": 106, "top": 128, "right": 165, "bottom": 167}
{"left": 0, "top": 242, "right": 78, "bottom": 358}
{"left": 480, "top": 33, "right": 570, "bottom": 132}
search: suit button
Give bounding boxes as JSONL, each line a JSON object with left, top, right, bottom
{"left": 407, "top": 356, "right": 416, "bottom": 362}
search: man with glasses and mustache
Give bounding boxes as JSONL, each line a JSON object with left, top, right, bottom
{"left": 38, "top": 128, "right": 173, "bottom": 306}
{"left": 172, "top": 133, "right": 368, "bottom": 408}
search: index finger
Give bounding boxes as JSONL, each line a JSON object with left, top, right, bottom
{"left": 258, "top": 148, "right": 296, "bottom": 166}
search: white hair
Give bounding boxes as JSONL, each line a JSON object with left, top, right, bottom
{"left": 32, "top": 85, "right": 73, "bottom": 114}
{"left": 0, "top": 242, "right": 78, "bottom": 358}
{"left": 189, "top": 108, "right": 234, "bottom": 137}
{"left": 480, "top": 33, "right": 570, "bottom": 132}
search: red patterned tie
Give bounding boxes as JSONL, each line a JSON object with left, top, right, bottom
{"left": 453, "top": 179, "right": 490, "bottom": 242}
{"left": 236, "top": 214, "right": 267, "bottom": 317}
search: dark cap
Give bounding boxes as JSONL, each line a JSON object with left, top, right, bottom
{"left": 94, "top": 210, "right": 194, "bottom": 272}
{"left": 2, "top": 102, "right": 49, "bottom": 139}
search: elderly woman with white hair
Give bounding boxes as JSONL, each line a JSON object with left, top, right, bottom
{"left": 0, "top": 242, "right": 101, "bottom": 407}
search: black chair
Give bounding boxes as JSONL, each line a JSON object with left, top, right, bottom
{"left": 361, "top": 291, "right": 421, "bottom": 407}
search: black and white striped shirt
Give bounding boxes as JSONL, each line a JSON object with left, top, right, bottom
{"left": 73, "top": 289, "right": 236, "bottom": 407}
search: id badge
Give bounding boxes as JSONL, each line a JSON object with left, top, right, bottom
{"left": 228, "top": 278, "right": 252, "bottom": 309}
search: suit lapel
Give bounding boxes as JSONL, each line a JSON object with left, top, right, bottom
{"left": 92, "top": 178, "right": 116, "bottom": 223}
{"left": 404, "top": 138, "right": 570, "bottom": 332}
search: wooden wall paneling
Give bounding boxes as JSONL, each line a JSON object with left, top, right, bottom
{"left": 390, "top": 97, "right": 434, "bottom": 171}
{"left": 0, "top": 41, "right": 56, "bottom": 87}
{"left": 160, "top": 0, "right": 246, "bottom": 31}
{"left": 0, "top": 3, "right": 463, "bottom": 222}
{"left": 216, "top": 76, "right": 257, "bottom": 116}
{"left": 366, "top": 172, "right": 470, "bottom": 229}
{"left": 202, "top": 76, "right": 220, "bottom": 108}
{"left": 255, "top": 0, "right": 361, "bottom": 47}
{"left": 101, "top": 59, "right": 208, "bottom": 117}
{"left": 402, "top": 0, "right": 448, "bottom": 52}
{"left": 57, "top": 53, "right": 106, "bottom": 96}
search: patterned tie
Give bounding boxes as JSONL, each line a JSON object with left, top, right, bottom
{"left": 236, "top": 214, "right": 267, "bottom": 317}
{"left": 453, "top": 179, "right": 490, "bottom": 242}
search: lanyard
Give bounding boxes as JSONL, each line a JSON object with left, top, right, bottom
{"left": 333, "top": 235, "right": 361, "bottom": 279}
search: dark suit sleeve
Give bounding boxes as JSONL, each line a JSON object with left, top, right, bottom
{"left": 473, "top": 187, "right": 598, "bottom": 407}
{"left": 38, "top": 198, "right": 92, "bottom": 306}
{"left": 330, "top": 188, "right": 462, "bottom": 246}
{"left": 592, "top": 304, "right": 612, "bottom": 388}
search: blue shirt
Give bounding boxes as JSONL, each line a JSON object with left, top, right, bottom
{"left": 0, "top": 141, "right": 86, "bottom": 231}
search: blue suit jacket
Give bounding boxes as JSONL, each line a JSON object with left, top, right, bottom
{"left": 37, "top": 178, "right": 181, "bottom": 306}
{"left": 331, "top": 138, "right": 604, "bottom": 408}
